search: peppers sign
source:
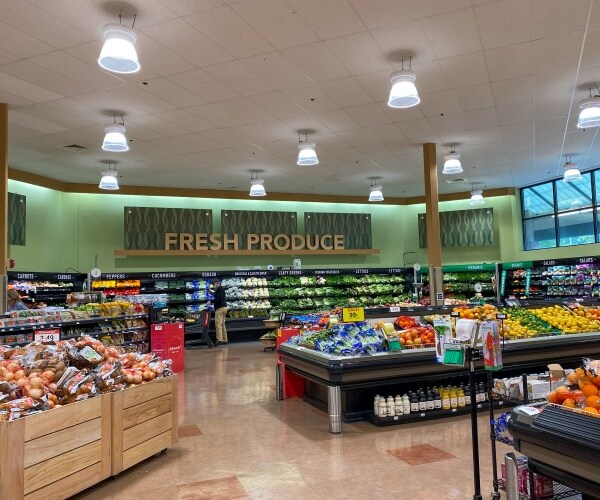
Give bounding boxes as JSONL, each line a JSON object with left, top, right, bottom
{"left": 342, "top": 307, "right": 365, "bottom": 322}
{"left": 164, "top": 232, "right": 345, "bottom": 252}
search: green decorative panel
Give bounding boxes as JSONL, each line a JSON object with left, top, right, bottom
{"left": 8, "top": 193, "right": 26, "bottom": 246}
{"left": 124, "top": 207, "right": 212, "bottom": 250}
{"left": 304, "top": 212, "right": 372, "bottom": 249}
{"left": 418, "top": 208, "right": 494, "bottom": 248}
{"left": 221, "top": 210, "right": 297, "bottom": 249}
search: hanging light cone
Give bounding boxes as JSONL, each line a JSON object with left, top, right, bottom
{"left": 249, "top": 178, "right": 266, "bottom": 197}
{"left": 99, "top": 170, "right": 119, "bottom": 190}
{"left": 470, "top": 189, "right": 484, "bottom": 205}
{"left": 102, "top": 124, "right": 129, "bottom": 152}
{"left": 388, "top": 69, "right": 420, "bottom": 108}
{"left": 577, "top": 96, "right": 600, "bottom": 129}
{"left": 443, "top": 153, "right": 463, "bottom": 174}
{"left": 563, "top": 161, "right": 582, "bottom": 182}
{"left": 297, "top": 142, "right": 318, "bottom": 166}
{"left": 369, "top": 185, "right": 384, "bottom": 202}
{"left": 98, "top": 23, "right": 140, "bottom": 74}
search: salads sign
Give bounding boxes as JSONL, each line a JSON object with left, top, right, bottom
{"left": 164, "top": 232, "right": 345, "bottom": 252}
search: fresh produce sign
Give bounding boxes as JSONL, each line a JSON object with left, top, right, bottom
{"left": 164, "top": 232, "right": 345, "bottom": 251}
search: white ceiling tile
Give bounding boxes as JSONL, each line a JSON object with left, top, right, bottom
{"left": 438, "top": 52, "right": 489, "bottom": 88}
{"left": 282, "top": 42, "right": 351, "bottom": 82}
{"left": 324, "top": 32, "right": 391, "bottom": 76}
{"left": 157, "top": 110, "right": 215, "bottom": 133}
{"left": 199, "top": 128, "right": 250, "bottom": 148}
{"left": 287, "top": 0, "right": 365, "bottom": 39}
{"left": 370, "top": 21, "right": 437, "bottom": 63}
{"left": 396, "top": 119, "right": 436, "bottom": 139}
{"left": 313, "top": 109, "right": 360, "bottom": 132}
{"left": 534, "top": 70, "right": 575, "bottom": 101}
{"left": 409, "top": 61, "right": 447, "bottom": 94}
{"left": 127, "top": 115, "right": 191, "bottom": 138}
{"left": 0, "top": 60, "right": 93, "bottom": 98}
{"left": 345, "top": 103, "right": 392, "bottom": 127}
{"left": 131, "top": 33, "right": 197, "bottom": 77}
{"left": 462, "top": 106, "right": 499, "bottom": 129}
{"left": 0, "top": 72, "right": 64, "bottom": 103}
{"left": 157, "top": 0, "right": 226, "bottom": 15}
{"left": 453, "top": 83, "right": 495, "bottom": 111}
{"left": 144, "top": 18, "right": 233, "bottom": 67}
{"left": 336, "top": 128, "right": 384, "bottom": 147}
{"left": 418, "top": 90, "right": 461, "bottom": 117}
{"left": 534, "top": 117, "right": 568, "bottom": 136}
{"left": 247, "top": 91, "right": 308, "bottom": 119}
{"left": 427, "top": 113, "right": 465, "bottom": 136}
{"left": 0, "top": 0, "right": 92, "bottom": 48}
{"left": 36, "top": 49, "right": 128, "bottom": 90}
{"left": 533, "top": 0, "right": 591, "bottom": 40}
{"left": 533, "top": 98, "right": 570, "bottom": 121}
{"left": 475, "top": 0, "right": 532, "bottom": 50}
{"left": 167, "top": 69, "right": 241, "bottom": 103}
{"left": 491, "top": 76, "right": 533, "bottom": 105}
{"left": 382, "top": 102, "right": 425, "bottom": 123}
{"left": 319, "top": 77, "right": 373, "bottom": 107}
{"left": 142, "top": 78, "right": 207, "bottom": 108}
{"left": 107, "top": 85, "right": 177, "bottom": 114}
{"left": 188, "top": 103, "right": 247, "bottom": 128}
{"left": 0, "top": 88, "right": 35, "bottom": 107}
{"left": 0, "top": 20, "right": 54, "bottom": 58}
{"left": 186, "top": 5, "right": 274, "bottom": 58}
{"left": 145, "top": 137, "right": 204, "bottom": 155}
{"left": 421, "top": 8, "right": 482, "bottom": 58}
{"left": 171, "top": 133, "right": 227, "bottom": 151}
{"left": 14, "top": 103, "right": 95, "bottom": 130}
{"left": 216, "top": 98, "right": 276, "bottom": 124}
{"left": 231, "top": 0, "right": 319, "bottom": 50}
{"left": 485, "top": 43, "right": 533, "bottom": 82}
{"left": 354, "top": 71, "right": 392, "bottom": 103}
{"left": 204, "top": 61, "right": 275, "bottom": 96}
{"left": 241, "top": 52, "right": 313, "bottom": 90}
{"left": 496, "top": 102, "right": 533, "bottom": 126}
{"left": 469, "top": 126, "right": 503, "bottom": 145}
{"left": 363, "top": 123, "right": 405, "bottom": 143}
{"left": 501, "top": 122, "right": 534, "bottom": 142}
{"left": 533, "top": 32, "right": 586, "bottom": 74}
{"left": 8, "top": 110, "right": 68, "bottom": 134}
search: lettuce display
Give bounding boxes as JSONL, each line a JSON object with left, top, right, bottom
{"left": 286, "top": 322, "right": 386, "bottom": 356}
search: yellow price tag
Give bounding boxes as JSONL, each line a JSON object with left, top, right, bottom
{"left": 342, "top": 307, "right": 365, "bottom": 322}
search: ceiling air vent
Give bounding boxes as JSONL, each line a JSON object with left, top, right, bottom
{"left": 446, "top": 178, "right": 468, "bottom": 184}
{"left": 60, "top": 144, "right": 88, "bottom": 152}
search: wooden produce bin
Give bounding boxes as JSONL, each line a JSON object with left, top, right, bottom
{"left": 111, "top": 375, "right": 178, "bottom": 475}
{"left": 0, "top": 394, "right": 111, "bottom": 500}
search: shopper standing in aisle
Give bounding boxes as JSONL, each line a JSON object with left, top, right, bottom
{"left": 6, "top": 288, "right": 28, "bottom": 312}
{"left": 211, "top": 279, "right": 228, "bottom": 345}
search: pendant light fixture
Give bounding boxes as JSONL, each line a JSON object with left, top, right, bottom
{"left": 577, "top": 86, "right": 600, "bottom": 129}
{"left": 297, "top": 134, "right": 318, "bottom": 166}
{"left": 470, "top": 184, "right": 484, "bottom": 205}
{"left": 368, "top": 178, "right": 384, "bottom": 202}
{"left": 387, "top": 57, "right": 420, "bottom": 109}
{"left": 249, "top": 171, "right": 266, "bottom": 197}
{"left": 443, "top": 145, "right": 463, "bottom": 175}
{"left": 98, "top": 15, "right": 140, "bottom": 74}
{"left": 563, "top": 155, "right": 582, "bottom": 182}
{"left": 99, "top": 162, "right": 119, "bottom": 190}
{"left": 102, "top": 115, "right": 129, "bottom": 152}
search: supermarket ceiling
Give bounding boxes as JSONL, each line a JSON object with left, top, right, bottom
{"left": 2, "top": 0, "right": 600, "bottom": 198}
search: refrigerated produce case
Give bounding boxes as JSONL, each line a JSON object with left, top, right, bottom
{"left": 509, "top": 404, "right": 600, "bottom": 499}
{"left": 8, "top": 271, "right": 87, "bottom": 308}
{"left": 277, "top": 306, "right": 600, "bottom": 433}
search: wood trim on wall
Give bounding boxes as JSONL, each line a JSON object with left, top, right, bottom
{"left": 8, "top": 167, "right": 515, "bottom": 206}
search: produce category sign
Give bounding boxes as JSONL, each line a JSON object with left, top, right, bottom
{"left": 163, "top": 232, "right": 345, "bottom": 251}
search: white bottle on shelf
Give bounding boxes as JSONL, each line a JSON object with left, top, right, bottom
{"left": 374, "top": 395, "right": 380, "bottom": 414}
{"left": 378, "top": 398, "right": 388, "bottom": 417}
{"left": 395, "top": 395, "right": 403, "bottom": 416}
{"left": 386, "top": 396, "right": 395, "bottom": 416}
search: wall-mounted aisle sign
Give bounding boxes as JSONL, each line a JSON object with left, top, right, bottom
{"left": 342, "top": 307, "right": 365, "bottom": 322}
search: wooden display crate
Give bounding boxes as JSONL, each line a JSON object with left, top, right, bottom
{"left": 111, "top": 375, "right": 178, "bottom": 475}
{"left": 0, "top": 393, "right": 111, "bottom": 500}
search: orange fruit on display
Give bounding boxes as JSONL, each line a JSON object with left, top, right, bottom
{"left": 567, "top": 372, "right": 579, "bottom": 385}
{"left": 547, "top": 391, "right": 560, "bottom": 404}
{"left": 563, "top": 398, "right": 577, "bottom": 408}
{"left": 582, "top": 406, "right": 599, "bottom": 415}
{"left": 582, "top": 384, "right": 599, "bottom": 397}
{"left": 586, "top": 395, "right": 600, "bottom": 409}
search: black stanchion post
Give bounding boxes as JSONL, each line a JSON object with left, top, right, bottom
{"left": 467, "top": 346, "right": 483, "bottom": 500}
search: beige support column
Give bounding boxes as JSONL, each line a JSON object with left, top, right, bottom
{"left": 0, "top": 103, "right": 7, "bottom": 313}
{"left": 423, "top": 143, "right": 443, "bottom": 305}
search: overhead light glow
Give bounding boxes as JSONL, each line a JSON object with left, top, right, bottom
{"left": 249, "top": 178, "right": 266, "bottom": 197}
{"left": 577, "top": 96, "right": 600, "bottom": 129}
{"left": 99, "top": 170, "right": 119, "bottom": 190}
{"left": 98, "top": 23, "right": 140, "bottom": 74}
{"left": 102, "top": 124, "right": 129, "bottom": 152}
{"left": 443, "top": 153, "right": 463, "bottom": 175}
{"left": 388, "top": 70, "right": 420, "bottom": 108}
{"left": 369, "top": 185, "right": 384, "bottom": 202}
{"left": 470, "top": 189, "right": 484, "bottom": 205}
{"left": 563, "top": 161, "right": 582, "bottom": 182}
{"left": 297, "top": 142, "right": 318, "bottom": 166}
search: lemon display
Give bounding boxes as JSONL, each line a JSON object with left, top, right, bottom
{"left": 531, "top": 305, "right": 600, "bottom": 334}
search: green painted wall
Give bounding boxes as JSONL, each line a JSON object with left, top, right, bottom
{"left": 7, "top": 181, "right": 406, "bottom": 272}
{"left": 10, "top": 179, "right": 595, "bottom": 273}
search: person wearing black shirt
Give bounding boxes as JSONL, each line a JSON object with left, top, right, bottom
{"left": 211, "top": 279, "right": 228, "bottom": 345}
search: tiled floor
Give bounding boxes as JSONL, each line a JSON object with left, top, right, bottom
{"left": 75, "top": 343, "right": 510, "bottom": 499}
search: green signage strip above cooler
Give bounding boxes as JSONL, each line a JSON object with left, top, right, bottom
{"left": 501, "top": 261, "right": 533, "bottom": 270}
{"left": 418, "top": 263, "right": 497, "bottom": 273}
